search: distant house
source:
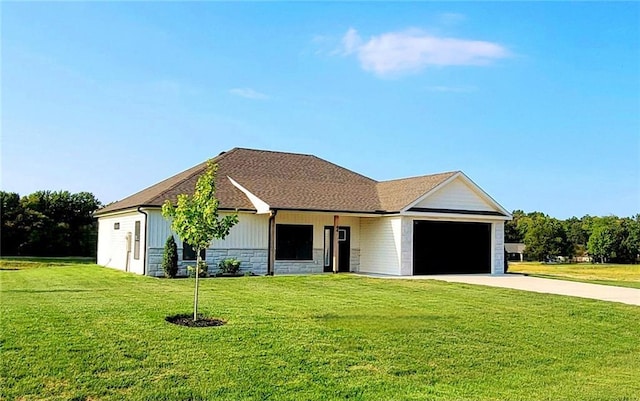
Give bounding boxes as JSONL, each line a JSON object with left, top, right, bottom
{"left": 94, "top": 148, "right": 511, "bottom": 277}
{"left": 505, "top": 243, "right": 526, "bottom": 261}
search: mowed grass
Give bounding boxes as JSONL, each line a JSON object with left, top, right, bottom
{"left": 2, "top": 262, "right": 639, "bottom": 401}
{"left": 508, "top": 262, "right": 640, "bottom": 289}
{"left": 0, "top": 257, "right": 95, "bottom": 270}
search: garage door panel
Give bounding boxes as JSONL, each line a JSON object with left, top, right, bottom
{"left": 413, "top": 220, "right": 490, "bottom": 275}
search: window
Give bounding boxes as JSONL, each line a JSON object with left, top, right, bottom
{"left": 114, "top": 222, "right": 120, "bottom": 230}
{"left": 276, "top": 224, "right": 313, "bottom": 260}
{"left": 324, "top": 228, "right": 331, "bottom": 267}
{"left": 338, "top": 228, "right": 347, "bottom": 241}
{"left": 133, "top": 221, "right": 140, "bottom": 260}
{"left": 183, "top": 243, "right": 206, "bottom": 261}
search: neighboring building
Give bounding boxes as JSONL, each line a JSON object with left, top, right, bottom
{"left": 505, "top": 243, "right": 526, "bottom": 261}
{"left": 94, "top": 148, "right": 511, "bottom": 277}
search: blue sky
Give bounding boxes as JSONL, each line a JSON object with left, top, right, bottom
{"left": 2, "top": 2, "right": 638, "bottom": 219}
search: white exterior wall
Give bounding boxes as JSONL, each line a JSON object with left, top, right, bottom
{"left": 146, "top": 209, "right": 268, "bottom": 250}
{"left": 97, "top": 210, "right": 146, "bottom": 275}
{"left": 414, "top": 178, "right": 494, "bottom": 211}
{"left": 274, "top": 211, "right": 361, "bottom": 273}
{"left": 148, "top": 209, "right": 359, "bottom": 252}
{"left": 359, "top": 216, "right": 402, "bottom": 275}
{"left": 145, "top": 209, "right": 269, "bottom": 276}
{"left": 144, "top": 209, "right": 361, "bottom": 276}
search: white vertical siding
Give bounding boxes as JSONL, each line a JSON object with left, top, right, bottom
{"left": 414, "top": 178, "right": 494, "bottom": 211}
{"left": 97, "top": 211, "right": 146, "bottom": 275}
{"left": 146, "top": 209, "right": 174, "bottom": 249}
{"left": 146, "top": 209, "right": 269, "bottom": 250}
{"left": 359, "top": 217, "right": 402, "bottom": 275}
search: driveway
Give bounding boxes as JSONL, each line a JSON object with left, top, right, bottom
{"left": 366, "top": 274, "right": 640, "bottom": 306}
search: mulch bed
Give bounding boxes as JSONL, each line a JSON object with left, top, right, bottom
{"left": 165, "top": 314, "right": 226, "bottom": 328}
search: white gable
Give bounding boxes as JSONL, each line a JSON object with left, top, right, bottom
{"left": 413, "top": 176, "right": 495, "bottom": 212}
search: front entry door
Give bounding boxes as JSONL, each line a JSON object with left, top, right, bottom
{"left": 323, "top": 226, "right": 350, "bottom": 272}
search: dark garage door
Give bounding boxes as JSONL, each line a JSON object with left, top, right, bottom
{"left": 413, "top": 220, "right": 491, "bottom": 275}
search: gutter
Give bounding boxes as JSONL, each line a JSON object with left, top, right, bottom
{"left": 267, "top": 209, "right": 278, "bottom": 276}
{"left": 137, "top": 206, "right": 149, "bottom": 276}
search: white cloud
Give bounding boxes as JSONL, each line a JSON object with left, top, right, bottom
{"left": 340, "top": 28, "right": 509, "bottom": 77}
{"left": 342, "top": 28, "right": 362, "bottom": 55}
{"left": 229, "top": 88, "right": 269, "bottom": 100}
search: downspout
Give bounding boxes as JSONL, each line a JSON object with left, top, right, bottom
{"left": 333, "top": 215, "right": 339, "bottom": 273}
{"left": 267, "top": 209, "right": 278, "bottom": 276}
{"left": 137, "top": 207, "right": 149, "bottom": 276}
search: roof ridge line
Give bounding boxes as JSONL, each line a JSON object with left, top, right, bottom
{"left": 148, "top": 149, "right": 237, "bottom": 204}
{"left": 232, "top": 147, "right": 315, "bottom": 157}
{"left": 378, "top": 170, "right": 460, "bottom": 184}
{"left": 309, "top": 155, "right": 378, "bottom": 183}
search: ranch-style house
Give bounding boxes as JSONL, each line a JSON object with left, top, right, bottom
{"left": 94, "top": 148, "right": 511, "bottom": 277}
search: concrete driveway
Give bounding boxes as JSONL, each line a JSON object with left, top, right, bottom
{"left": 368, "top": 274, "right": 640, "bottom": 306}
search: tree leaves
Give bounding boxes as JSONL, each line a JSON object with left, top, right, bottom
{"left": 162, "top": 161, "right": 239, "bottom": 251}
{"left": 0, "top": 190, "right": 101, "bottom": 256}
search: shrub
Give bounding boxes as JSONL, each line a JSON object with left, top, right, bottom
{"left": 162, "top": 235, "right": 178, "bottom": 278}
{"left": 218, "top": 258, "right": 241, "bottom": 274}
{"left": 187, "top": 260, "right": 208, "bottom": 278}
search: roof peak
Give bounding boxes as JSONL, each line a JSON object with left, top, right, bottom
{"left": 378, "top": 170, "right": 460, "bottom": 185}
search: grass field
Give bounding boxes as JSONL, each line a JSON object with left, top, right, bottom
{"left": 2, "top": 261, "right": 639, "bottom": 401}
{"left": 508, "top": 262, "right": 640, "bottom": 289}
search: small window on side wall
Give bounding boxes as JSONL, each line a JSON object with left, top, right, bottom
{"left": 183, "top": 244, "right": 206, "bottom": 261}
{"left": 114, "top": 222, "right": 120, "bottom": 230}
{"left": 276, "top": 224, "right": 313, "bottom": 260}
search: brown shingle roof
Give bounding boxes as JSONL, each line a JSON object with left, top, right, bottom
{"left": 95, "top": 148, "right": 455, "bottom": 215}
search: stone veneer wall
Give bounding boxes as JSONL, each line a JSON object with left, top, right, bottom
{"left": 147, "top": 247, "right": 361, "bottom": 277}
{"left": 349, "top": 248, "right": 361, "bottom": 272}
{"left": 147, "top": 248, "right": 268, "bottom": 277}
{"left": 493, "top": 222, "right": 505, "bottom": 275}
{"left": 274, "top": 249, "right": 324, "bottom": 274}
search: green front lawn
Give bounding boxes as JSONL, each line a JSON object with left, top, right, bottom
{"left": 2, "top": 262, "right": 639, "bottom": 401}
{"left": 508, "top": 262, "right": 640, "bottom": 289}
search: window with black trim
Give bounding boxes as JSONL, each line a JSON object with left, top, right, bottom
{"left": 183, "top": 244, "right": 206, "bottom": 261}
{"left": 276, "top": 224, "right": 313, "bottom": 260}
{"left": 133, "top": 221, "right": 140, "bottom": 260}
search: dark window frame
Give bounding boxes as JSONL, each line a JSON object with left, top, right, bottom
{"left": 183, "top": 243, "right": 206, "bottom": 261}
{"left": 276, "top": 224, "right": 313, "bottom": 261}
{"left": 133, "top": 221, "right": 141, "bottom": 260}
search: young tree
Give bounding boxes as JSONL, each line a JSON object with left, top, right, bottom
{"left": 162, "top": 235, "right": 179, "bottom": 278}
{"left": 161, "top": 161, "right": 239, "bottom": 321}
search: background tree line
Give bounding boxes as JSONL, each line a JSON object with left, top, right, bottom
{"left": 505, "top": 210, "right": 640, "bottom": 263}
{"left": 1, "top": 190, "right": 101, "bottom": 257}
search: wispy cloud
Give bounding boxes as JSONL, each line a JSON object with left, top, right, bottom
{"left": 229, "top": 88, "right": 269, "bottom": 100}
{"left": 437, "top": 13, "right": 466, "bottom": 27}
{"left": 426, "top": 85, "right": 477, "bottom": 93}
{"left": 339, "top": 28, "right": 509, "bottom": 77}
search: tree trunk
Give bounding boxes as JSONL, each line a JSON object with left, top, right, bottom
{"left": 194, "top": 250, "right": 200, "bottom": 321}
